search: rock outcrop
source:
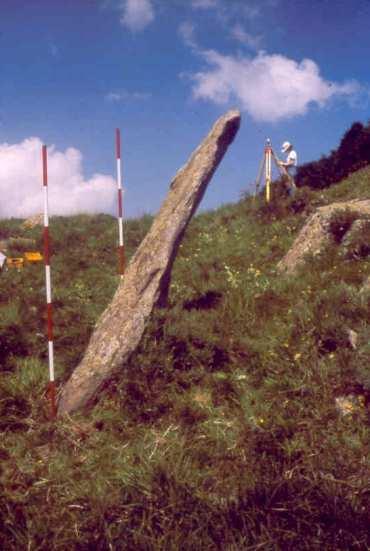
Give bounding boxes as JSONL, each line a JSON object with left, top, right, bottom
{"left": 22, "top": 213, "right": 43, "bottom": 229}
{"left": 340, "top": 218, "right": 370, "bottom": 259}
{"left": 361, "top": 275, "right": 370, "bottom": 294}
{"left": 278, "top": 199, "right": 370, "bottom": 275}
{"left": 58, "top": 110, "right": 241, "bottom": 416}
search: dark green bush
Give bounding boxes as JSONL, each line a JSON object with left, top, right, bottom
{"left": 297, "top": 121, "right": 370, "bottom": 190}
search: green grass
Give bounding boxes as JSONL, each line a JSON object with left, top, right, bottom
{"left": 0, "top": 170, "right": 369, "bottom": 549}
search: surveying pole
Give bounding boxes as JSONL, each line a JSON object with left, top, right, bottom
{"left": 265, "top": 139, "right": 272, "bottom": 202}
{"left": 254, "top": 139, "right": 287, "bottom": 203}
{"left": 115, "top": 129, "right": 125, "bottom": 279}
{"left": 42, "top": 145, "right": 57, "bottom": 419}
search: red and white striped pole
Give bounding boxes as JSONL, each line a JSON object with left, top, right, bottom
{"left": 42, "top": 145, "right": 57, "bottom": 419}
{"left": 115, "top": 129, "right": 125, "bottom": 279}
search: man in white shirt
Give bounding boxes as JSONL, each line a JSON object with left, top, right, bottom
{"left": 279, "top": 141, "right": 297, "bottom": 195}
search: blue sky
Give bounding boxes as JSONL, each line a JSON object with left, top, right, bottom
{"left": 1, "top": 0, "right": 370, "bottom": 218}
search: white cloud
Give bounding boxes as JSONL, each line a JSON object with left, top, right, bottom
{"left": 49, "top": 42, "right": 59, "bottom": 58}
{"left": 106, "top": 92, "right": 123, "bottom": 102}
{"left": 231, "top": 24, "right": 261, "bottom": 49}
{"left": 191, "top": 0, "right": 218, "bottom": 8}
{"left": 190, "top": 50, "right": 360, "bottom": 122}
{"left": 178, "top": 21, "right": 198, "bottom": 50}
{"left": 120, "top": 0, "right": 154, "bottom": 32}
{"left": 0, "top": 138, "right": 116, "bottom": 218}
{"left": 191, "top": 0, "right": 259, "bottom": 19}
{"left": 241, "top": 4, "right": 260, "bottom": 19}
{"left": 105, "top": 90, "right": 151, "bottom": 101}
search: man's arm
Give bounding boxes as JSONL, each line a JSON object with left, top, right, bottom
{"left": 279, "top": 156, "right": 296, "bottom": 168}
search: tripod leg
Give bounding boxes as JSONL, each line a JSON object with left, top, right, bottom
{"left": 266, "top": 149, "right": 271, "bottom": 203}
{"left": 254, "top": 155, "right": 265, "bottom": 198}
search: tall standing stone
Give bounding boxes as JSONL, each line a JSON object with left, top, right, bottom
{"left": 58, "top": 110, "right": 241, "bottom": 415}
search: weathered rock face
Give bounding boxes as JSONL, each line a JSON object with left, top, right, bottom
{"left": 361, "top": 275, "right": 370, "bottom": 294}
{"left": 22, "top": 213, "right": 43, "bottom": 229}
{"left": 277, "top": 199, "right": 370, "bottom": 275}
{"left": 58, "top": 110, "right": 241, "bottom": 416}
{"left": 340, "top": 218, "right": 370, "bottom": 259}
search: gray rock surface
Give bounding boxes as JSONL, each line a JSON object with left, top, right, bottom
{"left": 58, "top": 110, "right": 241, "bottom": 415}
{"left": 22, "top": 213, "right": 43, "bottom": 229}
{"left": 278, "top": 199, "right": 370, "bottom": 275}
{"left": 340, "top": 218, "right": 370, "bottom": 259}
{"left": 346, "top": 329, "right": 358, "bottom": 350}
{"left": 360, "top": 275, "right": 370, "bottom": 293}
{"left": 341, "top": 218, "right": 370, "bottom": 247}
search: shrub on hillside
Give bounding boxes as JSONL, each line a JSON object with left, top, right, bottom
{"left": 296, "top": 121, "right": 370, "bottom": 189}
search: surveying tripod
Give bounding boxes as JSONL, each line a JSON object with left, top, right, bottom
{"left": 255, "top": 139, "right": 289, "bottom": 202}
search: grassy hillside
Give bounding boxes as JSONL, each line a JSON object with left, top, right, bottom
{"left": 0, "top": 169, "right": 369, "bottom": 549}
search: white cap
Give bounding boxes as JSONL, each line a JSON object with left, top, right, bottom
{"left": 281, "top": 141, "right": 291, "bottom": 153}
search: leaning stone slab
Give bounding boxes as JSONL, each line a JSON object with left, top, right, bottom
{"left": 58, "top": 110, "right": 241, "bottom": 415}
{"left": 277, "top": 199, "right": 370, "bottom": 275}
